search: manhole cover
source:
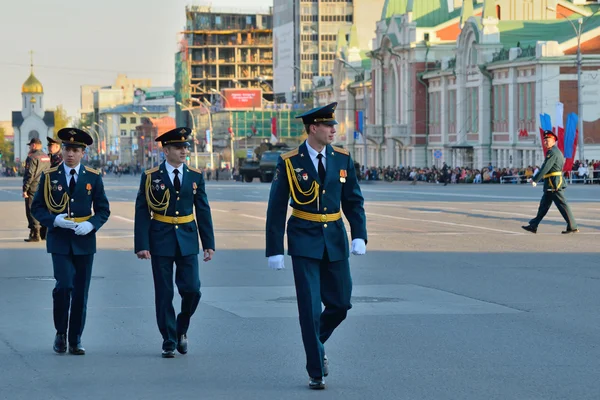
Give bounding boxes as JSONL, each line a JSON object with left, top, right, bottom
{"left": 269, "top": 296, "right": 402, "bottom": 303}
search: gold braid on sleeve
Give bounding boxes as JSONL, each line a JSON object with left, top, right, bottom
{"left": 145, "top": 173, "right": 170, "bottom": 214}
{"left": 285, "top": 158, "right": 319, "bottom": 206}
{"left": 44, "top": 174, "right": 69, "bottom": 213}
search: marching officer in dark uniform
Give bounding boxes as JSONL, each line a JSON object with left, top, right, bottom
{"left": 47, "top": 136, "right": 63, "bottom": 167}
{"left": 522, "top": 130, "right": 578, "bottom": 234}
{"left": 31, "top": 128, "right": 111, "bottom": 355}
{"left": 39, "top": 136, "right": 64, "bottom": 241}
{"left": 23, "top": 137, "right": 51, "bottom": 242}
{"left": 134, "top": 127, "right": 215, "bottom": 358}
{"left": 266, "top": 102, "right": 367, "bottom": 390}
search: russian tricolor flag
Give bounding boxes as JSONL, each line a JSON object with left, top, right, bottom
{"left": 539, "top": 102, "right": 578, "bottom": 172}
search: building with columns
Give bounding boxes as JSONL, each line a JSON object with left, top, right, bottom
{"left": 317, "top": 0, "right": 600, "bottom": 169}
{"left": 423, "top": 0, "right": 600, "bottom": 169}
{"left": 12, "top": 64, "right": 54, "bottom": 164}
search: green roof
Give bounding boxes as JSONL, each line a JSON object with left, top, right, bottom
{"left": 382, "top": 0, "right": 466, "bottom": 27}
{"left": 497, "top": 16, "right": 600, "bottom": 49}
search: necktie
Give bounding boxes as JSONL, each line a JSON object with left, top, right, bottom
{"left": 173, "top": 169, "right": 181, "bottom": 192}
{"left": 69, "top": 169, "right": 76, "bottom": 194}
{"left": 316, "top": 153, "right": 326, "bottom": 183}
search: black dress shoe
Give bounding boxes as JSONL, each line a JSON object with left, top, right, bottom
{"left": 53, "top": 333, "right": 67, "bottom": 353}
{"left": 177, "top": 334, "right": 188, "bottom": 354}
{"left": 309, "top": 377, "right": 325, "bottom": 390}
{"left": 162, "top": 350, "right": 175, "bottom": 358}
{"left": 68, "top": 343, "right": 85, "bottom": 355}
{"left": 562, "top": 228, "right": 580, "bottom": 234}
{"left": 323, "top": 355, "right": 329, "bottom": 377}
{"left": 521, "top": 225, "right": 537, "bottom": 234}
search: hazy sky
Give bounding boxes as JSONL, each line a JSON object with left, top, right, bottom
{"left": 0, "top": 0, "right": 272, "bottom": 123}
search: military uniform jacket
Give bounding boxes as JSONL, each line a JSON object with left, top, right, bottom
{"left": 134, "top": 162, "right": 215, "bottom": 257}
{"left": 50, "top": 152, "right": 63, "bottom": 168}
{"left": 533, "top": 146, "right": 567, "bottom": 191}
{"left": 31, "top": 163, "right": 111, "bottom": 255}
{"left": 266, "top": 142, "right": 367, "bottom": 262}
{"left": 23, "top": 150, "right": 51, "bottom": 194}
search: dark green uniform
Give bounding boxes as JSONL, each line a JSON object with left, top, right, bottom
{"left": 134, "top": 160, "right": 215, "bottom": 352}
{"left": 529, "top": 146, "right": 578, "bottom": 231}
{"left": 23, "top": 148, "right": 51, "bottom": 240}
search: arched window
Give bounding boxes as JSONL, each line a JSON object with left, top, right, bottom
{"left": 496, "top": 5, "right": 501, "bottom": 20}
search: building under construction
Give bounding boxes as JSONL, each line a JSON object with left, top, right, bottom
{"left": 182, "top": 5, "right": 274, "bottom": 104}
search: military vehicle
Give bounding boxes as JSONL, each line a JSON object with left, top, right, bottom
{"left": 238, "top": 159, "right": 261, "bottom": 182}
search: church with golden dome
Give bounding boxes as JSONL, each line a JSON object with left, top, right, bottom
{"left": 12, "top": 56, "right": 54, "bottom": 163}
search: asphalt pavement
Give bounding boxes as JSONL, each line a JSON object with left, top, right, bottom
{"left": 1, "top": 175, "right": 599, "bottom": 400}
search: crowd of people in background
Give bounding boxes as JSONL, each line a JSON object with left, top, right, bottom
{"left": 356, "top": 159, "right": 600, "bottom": 184}
{"left": 3, "top": 158, "right": 599, "bottom": 184}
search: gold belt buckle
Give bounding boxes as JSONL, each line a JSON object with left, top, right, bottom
{"left": 320, "top": 214, "right": 327, "bottom": 223}
{"left": 173, "top": 217, "right": 179, "bottom": 224}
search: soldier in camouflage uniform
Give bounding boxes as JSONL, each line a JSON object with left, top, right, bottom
{"left": 23, "top": 138, "right": 51, "bottom": 242}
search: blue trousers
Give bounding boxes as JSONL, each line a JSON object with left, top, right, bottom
{"left": 292, "top": 252, "right": 353, "bottom": 379}
{"left": 51, "top": 253, "right": 94, "bottom": 345}
{"left": 151, "top": 252, "right": 201, "bottom": 351}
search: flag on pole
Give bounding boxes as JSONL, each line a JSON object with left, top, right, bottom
{"left": 555, "top": 102, "right": 565, "bottom": 154}
{"left": 539, "top": 113, "right": 552, "bottom": 156}
{"left": 270, "top": 117, "right": 278, "bottom": 144}
{"left": 563, "top": 113, "right": 578, "bottom": 172}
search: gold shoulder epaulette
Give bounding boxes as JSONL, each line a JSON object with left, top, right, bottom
{"left": 187, "top": 166, "right": 202, "bottom": 174}
{"left": 281, "top": 148, "right": 299, "bottom": 160}
{"left": 84, "top": 166, "right": 100, "bottom": 175}
{"left": 332, "top": 146, "right": 349, "bottom": 156}
{"left": 44, "top": 166, "right": 59, "bottom": 175}
{"left": 145, "top": 166, "right": 159, "bottom": 175}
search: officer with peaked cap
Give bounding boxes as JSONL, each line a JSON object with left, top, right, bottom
{"left": 134, "top": 127, "right": 215, "bottom": 358}
{"left": 265, "top": 102, "right": 367, "bottom": 389}
{"left": 522, "top": 129, "right": 579, "bottom": 234}
{"left": 31, "top": 128, "right": 111, "bottom": 355}
{"left": 22, "top": 137, "right": 51, "bottom": 242}
{"left": 47, "top": 136, "right": 63, "bottom": 168}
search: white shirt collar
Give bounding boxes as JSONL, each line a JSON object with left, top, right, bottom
{"left": 165, "top": 162, "right": 183, "bottom": 175}
{"left": 63, "top": 163, "right": 81, "bottom": 175}
{"left": 305, "top": 141, "right": 326, "bottom": 161}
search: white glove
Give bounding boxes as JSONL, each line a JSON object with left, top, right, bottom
{"left": 53, "top": 213, "right": 76, "bottom": 230}
{"left": 74, "top": 221, "right": 94, "bottom": 236}
{"left": 531, "top": 181, "right": 537, "bottom": 187}
{"left": 351, "top": 238, "right": 366, "bottom": 255}
{"left": 268, "top": 255, "right": 285, "bottom": 270}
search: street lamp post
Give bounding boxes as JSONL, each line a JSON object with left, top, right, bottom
{"left": 93, "top": 121, "right": 108, "bottom": 166}
{"left": 209, "top": 89, "right": 235, "bottom": 170}
{"left": 83, "top": 126, "right": 102, "bottom": 161}
{"left": 547, "top": 7, "right": 600, "bottom": 162}
{"left": 177, "top": 101, "right": 200, "bottom": 169}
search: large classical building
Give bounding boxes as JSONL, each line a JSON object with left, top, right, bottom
{"left": 12, "top": 64, "right": 54, "bottom": 163}
{"left": 317, "top": 0, "right": 600, "bottom": 169}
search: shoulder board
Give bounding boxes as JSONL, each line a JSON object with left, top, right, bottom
{"left": 332, "top": 146, "right": 349, "bottom": 156}
{"left": 145, "top": 166, "right": 159, "bottom": 175}
{"left": 84, "top": 166, "right": 100, "bottom": 175}
{"left": 281, "top": 148, "right": 299, "bottom": 160}
{"left": 187, "top": 166, "right": 202, "bottom": 174}
{"left": 44, "top": 166, "right": 59, "bottom": 175}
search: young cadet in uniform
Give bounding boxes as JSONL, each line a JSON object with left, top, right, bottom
{"left": 265, "top": 102, "right": 367, "bottom": 390}
{"left": 134, "top": 127, "right": 215, "bottom": 358}
{"left": 522, "top": 129, "right": 579, "bottom": 234}
{"left": 23, "top": 138, "right": 51, "bottom": 242}
{"left": 39, "top": 136, "right": 64, "bottom": 241}
{"left": 31, "top": 128, "right": 111, "bottom": 355}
